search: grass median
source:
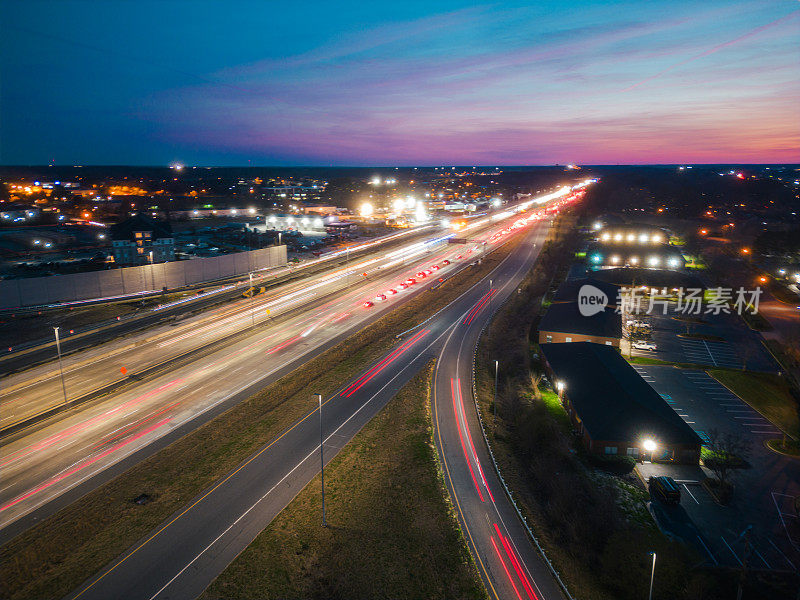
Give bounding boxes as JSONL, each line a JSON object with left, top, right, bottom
{"left": 201, "top": 361, "right": 485, "bottom": 600}
{"left": 0, "top": 235, "right": 521, "bottom": 600}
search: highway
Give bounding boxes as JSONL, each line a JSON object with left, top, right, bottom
{"left": 0, "top": 189, "right": 584, "bottom": 535}
{"left": 62, "top": 207, "right": 569, "bottom": 600}
{"left": 0, "top": 225, "right": 437, "bottom": 376}
{"left": 0, "top": 227, "right": 449, "bottom": 431}
{"left": 431, "top": 229, "right": 567, "bottom": 600}
{"left": 0, "top": 231, "right": 486, "bottom": 532}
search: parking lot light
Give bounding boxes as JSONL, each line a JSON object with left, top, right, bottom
{"left": 643, "top": 439, "right": 657, "bottom": 452}
{"left": 648, "top": 551, "right": 657, "bottom": 600}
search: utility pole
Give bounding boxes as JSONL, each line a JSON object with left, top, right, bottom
{"left": 53, "top": 327, "right": 68, "bottom": 405}
{"left": 493, "top": 360, "right": 499, "bottom": 428}
{"left": 318, "top": 393, "right": 327, "bottom": 527}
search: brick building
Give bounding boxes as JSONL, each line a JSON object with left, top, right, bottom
{"left": 540, "top": 342, "right": 701, "bottom": 464}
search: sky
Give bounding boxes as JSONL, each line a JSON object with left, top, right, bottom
{"left": 1, "top": 0, "right": 798, "bottom": 166}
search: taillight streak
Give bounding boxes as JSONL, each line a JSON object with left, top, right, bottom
{"left": 0, "top": 418, "right": 171, "bottom": 513}
{"left": 454, "top": 379, "right": 494, "bottom": 503}
{"left": 451, "top": 378, "right": 485, "bottom": 502}
{"left": 340, "top": 329, "right": 430, "bottom": 398}
{"left": 490, "top": 535, "right": 523, "bottom": 600}
{"left": 462, "top": 289, "right": 497, "bottom": 326}
{"left": 495, "top": 523, "right": 538, "bottom": 599}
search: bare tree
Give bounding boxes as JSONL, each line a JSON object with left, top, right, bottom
{"left": 703, "top": 428, "right": 752, "bottom": 489}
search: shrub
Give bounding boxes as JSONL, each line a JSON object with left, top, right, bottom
{"left": 588, "top": 453, "right": 636, "bottom": 474}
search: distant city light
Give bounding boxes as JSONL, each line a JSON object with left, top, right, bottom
{"left": 360, "top": 202, "right": 374, "bottom": 217}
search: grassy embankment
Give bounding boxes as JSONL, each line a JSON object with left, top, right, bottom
{"left": 201, "top": 361, "right": 486, "bottom": 600}
{"left": 474, "top": 214, "right": 796, "bottom": 599}
{"left": 0, "top": 235, "right": 523, "bottom": 600}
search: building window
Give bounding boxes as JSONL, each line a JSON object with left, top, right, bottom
{"left": 565, "top": 337, "right": 572, "bottom": 342}
{"left": 605, "top": 341, "right": 613, "bottom": 346}
{"left": 546, "top": 335, "right": 552, "bottom": 343}
{"left": 604, "top": 446, "right": 618, "bottom": 455}
{"left": 626, "top": 447, "right": 639, "bottom": 457}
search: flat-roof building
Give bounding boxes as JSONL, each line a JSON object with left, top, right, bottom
{"left": 538, "top": 301, "right": 622, "bottom": 347}
{"left": 540, "top": 342, "right": 701, "bottom": 464}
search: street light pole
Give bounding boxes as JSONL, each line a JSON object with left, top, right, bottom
{"left": 648, "top": 551, "right": 656, "bottom": 600}
{"left": 493, "top": 360, "right": 499, "bottom": 426}
{"left": 318, "top": 393, "right": 327, "bottom": 527}
{"left": 53, "top": 327, "right": 68, "bottom": 405}
{"left": 148, "top": 250, "right": 155, "bottom": 293}
{"left": 249, "top": 272, "right": 255, "bottom": 327}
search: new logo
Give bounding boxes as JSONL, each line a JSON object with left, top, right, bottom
{"left": 578, "top": 284, "right": 608, "bottom": 317}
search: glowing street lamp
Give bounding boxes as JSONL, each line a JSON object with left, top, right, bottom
{"left": 360, "top": 202, "right": 374, "bottom": 218}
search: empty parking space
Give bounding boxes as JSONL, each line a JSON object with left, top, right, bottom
{"left": 633, "top": 365, "right": 800, "bottom": 570}
{"left": 679, "top": 339, "right": 741, "bottom": 368}
{"left": 679, "top": 370, "right": 782, "bottom": 437}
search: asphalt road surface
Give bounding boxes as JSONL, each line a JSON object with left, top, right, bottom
{"left": 431, "top": 226, "right": 567, "bottom": 600}
{"left": 0, "top": 225, "right": 436, "bottom": 375}
{"left": 62, "top": 214, "right": 569, "bottom": 600}
{"left": 1, "top": 199, "right": 565, "bottom": 535}
{"left": 0, "top": 226, "right": 490, "bottom": 532}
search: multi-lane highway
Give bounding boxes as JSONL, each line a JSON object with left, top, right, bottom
{"left": 0, "top": 229, "right": 488, "bottom": 532}
{"left": 0, "top": 187, "right": 587, "bottom": 537}
{"left": 63, "top": 209, "right": 569, "bottom": 600}
{"left": 0, "top": 225, "right": 437, "bottom": 375}
{"left": 3, "top": 183, "right": 589, "bottom": 599}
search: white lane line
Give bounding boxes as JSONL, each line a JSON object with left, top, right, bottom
{"left": 697, "top": 536, "right": 718, "bottom": 565}
{"left": 683, "top": 484, "right": 700, "bottom": 504}
{"left": 721, "top": 536, "right": 742, "bottom": 566}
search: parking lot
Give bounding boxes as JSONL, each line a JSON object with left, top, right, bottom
{"left": 634, "top": 364, "right": 800, "bottom": 570}
{"left": 628, "top": 308, "right": 779, "bottom": 373}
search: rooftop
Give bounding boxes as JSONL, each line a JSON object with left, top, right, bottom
{"left": 552, "top": 277, "right": 620, "bottom": 305}
{"left": 540, "top": 342, "right": 702, "bottom": 446}
{"left": 539, "top": 301, "right": 621, "bottom": 339}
